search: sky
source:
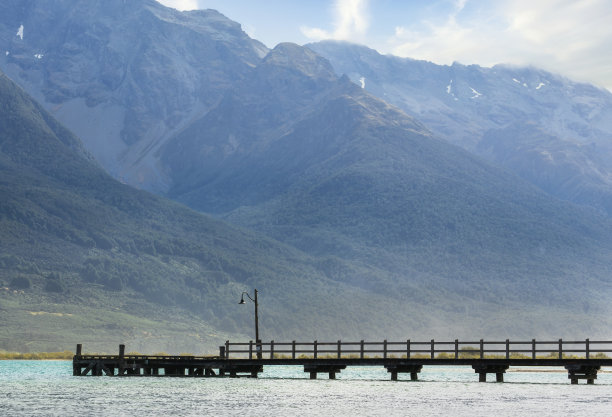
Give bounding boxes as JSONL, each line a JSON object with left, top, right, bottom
{"left": 157, "top": 0, "right": 612, "bottom": 91}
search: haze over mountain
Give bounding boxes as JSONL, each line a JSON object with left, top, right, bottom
{"left": 0, "top": 0, "right": 267, "bottom": 192}
{"left": 2, "top": 1, "right": 612, "bottom": 352}
{"left": 159, "top": 41, "right": 612, "bottom": 335}
{"left": 0, "top": 69, "right": 404, "bottom": 352}
{"left": 308, "top": 41, "right": 612, "bottom": 216}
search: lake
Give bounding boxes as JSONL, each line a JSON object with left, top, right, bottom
{"left": 1, "top": 361, "right": 611, "bottom": 416}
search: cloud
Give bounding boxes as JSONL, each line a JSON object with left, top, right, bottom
{"left": 301, "top": 0, "right": 370, "bottom": 42}
{"left": 388, "top": 0, "right": 612, "bottom": 89}
{"left": 156, "top": 0, "right": 200, "bottom": 11}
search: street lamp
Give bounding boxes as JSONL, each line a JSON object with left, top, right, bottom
{"left": 239, "top": 288, "right": 261, "bottom": 359}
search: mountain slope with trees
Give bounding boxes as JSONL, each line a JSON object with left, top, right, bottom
{"left": 0, "top": 70, "right": 413, "bottom": 353}
{"left": 160, "top": 43, "right": 612, "bottom": 337}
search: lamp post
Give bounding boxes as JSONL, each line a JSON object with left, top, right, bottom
{"left": 239, "top": 288, "right": 261, "bottom": 359}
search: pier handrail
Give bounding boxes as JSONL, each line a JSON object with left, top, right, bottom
{"left": 74, "top": 354, "right": 223, "bottom": 360}
{"left": 221, "top": 339, "right": 612, "bottom": 360}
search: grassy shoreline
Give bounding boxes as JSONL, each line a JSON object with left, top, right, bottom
{"left": 0, "top": 351, "right": 74, "bottom": 360}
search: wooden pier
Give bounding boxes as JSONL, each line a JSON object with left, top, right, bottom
{"left": 73, "top": 339, "right": 612, "bottom": 384}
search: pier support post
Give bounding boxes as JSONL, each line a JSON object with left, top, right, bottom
{"left": 385, "top": 365, "right": 423, "bottom": 381}
{"left": 565, "top": 365, "right": 599, "bottom": 385}
{"left": 118, "top": 344, "right": 126, "bottom": 376}
{"left": 472, "top": 364, "right": 509, "bottom": 383}
{"left": 219, "top": 365, "right": 263, "bottom": 378}
{"left": 73, "top": 344, "right": 82, "bottom": 376}
{"left": 304, "top": 365, "right": 346, "bottom": 380}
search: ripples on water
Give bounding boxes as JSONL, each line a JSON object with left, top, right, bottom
{"left": 0, "top": 361, "right": 611, "bottom": 416}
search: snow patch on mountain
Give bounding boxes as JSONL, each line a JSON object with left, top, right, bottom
{"left": 540, "top": 150, "right": 554, "bottom": 162}
{"left": 536, "top": 82, "right": 546, "bottom": 90}
{"left": 16, "top": 25, "right": 23, "bottom": 40}
{"left": 446, "top": 80, "right": 458, "bottom": 100}
{"left": 470, "top": 87, "right": 482, "bottom": 99}
{"left": 513, "top": 78, "right": 529, "bottom": 88}
{"left": 359, "top": 76, "right": 365, "bottom": 89}
{"left": 34, "top": 54, "right": 43, "bottom": 59}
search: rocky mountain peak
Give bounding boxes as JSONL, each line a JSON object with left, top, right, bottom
{"left": 0, "top": 0, "right": 268, "bottom": 190}
{"left": 262, "top": 42, "right": 337, "bottom": 82}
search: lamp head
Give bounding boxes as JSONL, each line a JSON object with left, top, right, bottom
{"left": 239, "top": 294, "right": 246, "bottom": 305}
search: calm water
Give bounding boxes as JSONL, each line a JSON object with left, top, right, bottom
{"left": 1, "top": 361, "right": 611, "bottom": 416}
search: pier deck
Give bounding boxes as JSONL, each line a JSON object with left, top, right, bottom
{"left": 73, "top": 339, "right": 612, "bottom": 384}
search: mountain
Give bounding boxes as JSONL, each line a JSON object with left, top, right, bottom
{"left": 2, "top": 1, "right": 612, "bottom": 348}
{"left": 0, "top": 69, "right": 415, "bottom": 353}
{"left": 307, "top": 41, "right": 612, "bottom": 215}
{"left": 0, "top": 0, "right": 267, "bottom": 192}
{"left": 159, "top": 42, "right": 612, "bottom": 338}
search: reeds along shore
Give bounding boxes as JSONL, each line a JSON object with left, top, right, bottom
{"left": 0, "top": 351, "right": 74, "bottom": 360}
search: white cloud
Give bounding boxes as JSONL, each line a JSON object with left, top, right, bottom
{"left": 156, "top": 0, "right": 200, "bottom": 11}
{"left": 387, "top": 0, "right": 612, "bottom": 90}
{"left": 301, "top": 0, "right": 370, "bottom": 42}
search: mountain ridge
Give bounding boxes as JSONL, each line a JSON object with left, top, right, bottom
{"left": 158, "top": 41, "right": 612, "bottom": 324}
{"left": 307, "top": 40, "right": 612, "bottom": 215}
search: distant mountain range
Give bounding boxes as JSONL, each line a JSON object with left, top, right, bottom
{"left": 308, "top": 41, "right": 612, "bottom": 215}
{"left": 2, "top": 0, "right": 612, "bottom": 352}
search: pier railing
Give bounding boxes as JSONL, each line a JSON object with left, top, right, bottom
{"left": 222, "top": 339, "right": 612, "bottom": 360}
{"left": 74, "top": 340, "right": 612, "bottom": 382}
